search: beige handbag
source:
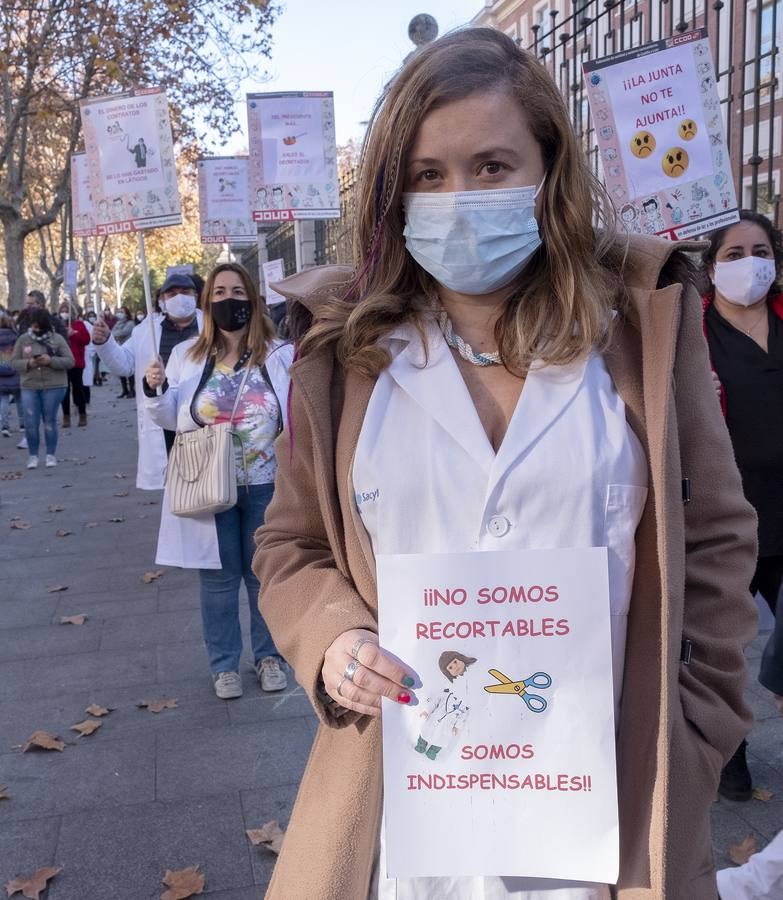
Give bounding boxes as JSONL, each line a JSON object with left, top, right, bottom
{"left": 167, "top": 363, "right": 251, "bottom": 518}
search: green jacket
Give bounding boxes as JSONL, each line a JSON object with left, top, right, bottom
{"left": 11, "top": 331, "right": 74, "bottom": 389}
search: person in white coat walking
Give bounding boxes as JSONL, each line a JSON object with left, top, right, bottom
{"left": 144, "top": 262, "right": 293, "bottom": 700}
{"left": 91, "top": 273, "right": 202, "bottom": 489}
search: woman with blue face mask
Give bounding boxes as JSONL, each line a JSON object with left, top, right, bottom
{"left": 253, "top": 28, "right": 757, "bottom": 900}
{"left": 701, "top": 211, "right": 783, "bottom": 803}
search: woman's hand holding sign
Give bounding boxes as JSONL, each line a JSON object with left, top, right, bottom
{"left": 323, "top": 628, "right": 416, "bottom": 717}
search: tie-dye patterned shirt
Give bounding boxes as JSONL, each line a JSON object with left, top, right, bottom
{"left": 194, "top": 361, "right": 280, "bottom": 485}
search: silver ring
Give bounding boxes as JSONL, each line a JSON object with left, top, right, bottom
{"left": 336, "top": 677, "right": 347, "bottom": 697}
{"left": 350, "top": 637, "right": 374, "bottom": 660}
{"left": 343, "top": 659, "right": 362, "bottom": 682}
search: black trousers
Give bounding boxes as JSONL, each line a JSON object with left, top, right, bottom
{"left": 61, "top": 367, "right": 86, "bottom": 416}
{"left": 755, "top": 556, "right": 783, "bottom": 695}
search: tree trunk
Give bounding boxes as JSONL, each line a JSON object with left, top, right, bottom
{"left": 2, "top": 216, "right": 27, "bottom": 310}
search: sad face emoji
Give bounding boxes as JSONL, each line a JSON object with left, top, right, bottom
{"left": 678, "top": 119, "right": 698, "bottom": 140}
{"left": 630, "top": 131, "right": 656, "bottom": 158}
{"left": 662, "top": 147, "right": 689, "bottom": 177}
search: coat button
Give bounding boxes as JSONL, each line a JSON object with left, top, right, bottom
{"left": 487, "top": 515, "right": 511, "bottom": 537}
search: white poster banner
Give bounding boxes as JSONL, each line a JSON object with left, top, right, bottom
{"left": 197, "top": 156, "right": 256, "bottom": 245}
{"left": 63, "top": 260, "right": 78, "bottom": 296}
{"left": 71, "top": 153, "right": 97, "bottom": 237}
{"left": 261, "top": 258, "right": 286, "bottom": 305}
{"left": 378, "top": 547, "right": 618, "bottom": 883}
{"left": 80, "top": 87, "right": 182, "bottom": 236}
{"left": 247, "top": 91, "right": 339, "bottom": 222}
{"left": 584, "top": 29, "right": 738, "bottom": 239}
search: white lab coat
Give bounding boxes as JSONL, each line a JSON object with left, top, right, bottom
{"left": 356, "top": 319, "right": 648, "bottom": 900}
{"left": 144, "top": 337, "right": 293, "bottom": 569}
{"left": 82, "top": 321, "right": 95, "bottom": 388}
{"left": 95, "top": 311, "right": 203, "bottom": 489}
{"left": 419, "top": 687, "right": 469, "bottom": 750}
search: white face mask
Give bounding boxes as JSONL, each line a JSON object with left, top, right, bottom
{"left": 116, "top": 312, "right": 127, "bottom": 321}
{"left": 402, "top": 181, "right": 544, "bottom": 295}
{"left": 162, "top": 293, "right": 197, "bottom": 319}
{"left": 714, "top": 256, "right": 776, "bottom": 307}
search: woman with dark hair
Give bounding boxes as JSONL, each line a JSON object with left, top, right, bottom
{"left": 701, "top": 210, "right": 783, "bottom": 801}
{"left": 0, "top": 313, "right": 22, "bottom": 437}
{"left": 143, "top": 263, "right": 293, "bottom": 700}
{"left": 11, "top": 307, "right": 73, "bottom": 467}
{"left": 57, "top": 301, "right": 90, "bottom": 427}
{"left": 254, "top": 27, "right": 757, "bottom": 900}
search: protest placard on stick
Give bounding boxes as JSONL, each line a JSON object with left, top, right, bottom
{"left": 71, "top": 153, "right": 97, "bottom": 238}
{"left": 584, "top": 29, "right": 738, "bottom": 240}
{"left": 197, "top": 156, "right": 256, "bottom": 246}
{"left": 378, "top": 547, "right": 618, "bottom": 882}
{"left": 247, "top": 91, "right": 339, "bottom": 225}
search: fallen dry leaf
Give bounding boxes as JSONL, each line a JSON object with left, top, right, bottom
{"left": 752, "top": 787, "right": 774, "bottom": 802}
{"left": 137, "top": 698, "right": 178, "bottom": 714}
{"left": 59, "top": 614, "right": 87, "bottom": 625}
{"left": 143, "top": 499, "right": 159, "bottom": 505}
{"left": 143, "top": 570, "right": 165, "bottom": 584}
{"left": 113, "top": 489, "right": 129, "bottom": 497}
{"left": 10, "top": 519, "right": 31, "bottom": 530}
{"left": 246, "top": 820, "right": 285, "bottom": 854}
{"left": 109, "top": 516, "right": 125, "bottom": 523}
{"left": 729, "top": 833, "right": 757, "bottom": 865}
{"left": 0, "top": 784, "right": 8, "bottom": 800}
{"left": 46, "top": 585, "right": 68, "bottom": 593}
{"left": 48, "top": 505, "right": 64, "bottom": 513}
{"left": 21, "top": 731, "right": 65, "bottom": 752}
{"left": 60, "top": 483, "right": 72, "bottom": 488}
{"left": 55, "top": 529, "right": 72, "bottom": 538}
{"left": 70, "top": 719, "right": 102, "bottom": 737}
{"left": 160, "top": 864, "right": 205, "bottom": 900}
{"left": 113, "top": 472, "right": 126, "bottom": 479}
{"left": 85, "top": 522, "right": 98, "bottom": 528}
{"left": 85, "top": 704, "right": 112, "bottom": 717}
{"left": 0, "top": 471, "right": 24, "bottom": 481}
{"left": 5, "top": 866, "right": 62, "bottom": 899}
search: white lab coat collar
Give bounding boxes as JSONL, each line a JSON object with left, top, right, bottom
{"left": 382, "top": 316, "right": 589, "bottom": 481}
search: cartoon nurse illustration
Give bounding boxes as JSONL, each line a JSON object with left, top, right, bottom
{"left": 415, "top": 650, "right": 476, "bottom": 761}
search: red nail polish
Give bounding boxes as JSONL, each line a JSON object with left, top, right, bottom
{"left": 397, "top": 692, "right": 411, "bottom": 704}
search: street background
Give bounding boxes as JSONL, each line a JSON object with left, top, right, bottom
{"left": 0, "top": 384, "right": 781, "bottom": 896}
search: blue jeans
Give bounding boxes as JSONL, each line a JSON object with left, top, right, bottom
{"left": 0, "top": 389, "right": 22, "bottom": 430}
{"left": 21, "top": 387, "right": 67, "bottom": 456}
{"left": 198, "top": 482, "right": 279, "bottom": 674}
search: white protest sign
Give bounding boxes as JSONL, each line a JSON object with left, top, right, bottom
{"left": 378, "top": 547, "right": 618, "bottom": 883}
{"left": 247, "top": 91, "right": 339, "bottom": 222}
{"left": 63, "top": 260, "right": 78, "bottom": 297}
{"left": 261, "top": 258, "right": 286, "bottom": 305}
{"left": 71, "top": 153, "right": 97, "bottom": 237}
{"left": 197, "top": 156, "right": 256, "bottom": 245}
{"left": 80, "top": 87, "right": 182, "bottom": 236}
{"left": 584, "top": 29, "right": 738, "bottom": 239}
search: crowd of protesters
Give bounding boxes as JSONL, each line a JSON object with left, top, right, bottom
{"left": 1, "top": 29, "right": 782, "bottom": 899}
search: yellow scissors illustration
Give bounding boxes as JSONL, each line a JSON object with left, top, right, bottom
{"left": 484, "top": 669, "right": 552, "bottom": 713}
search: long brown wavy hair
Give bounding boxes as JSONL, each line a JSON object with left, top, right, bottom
{"left": 298, "top": 27, "right": 625, "bottom": 375}
{"left": 188, "top": 262, "right": 276, "bottom": 367}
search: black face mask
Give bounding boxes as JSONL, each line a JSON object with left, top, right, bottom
{"left": 211, "top": 298, "right": 251, "bottom": 332}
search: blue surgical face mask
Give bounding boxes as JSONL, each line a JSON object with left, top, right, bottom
{"left": 402, "top": 180, "right": 545, "bottom": 295}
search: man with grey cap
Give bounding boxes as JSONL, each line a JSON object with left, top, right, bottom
{"left": 91, "top": 272, "right": 203, "bottom": 489}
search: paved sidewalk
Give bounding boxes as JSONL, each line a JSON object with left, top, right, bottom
{"left": 1, "top": 384, "right": 781, "bottom": 897}
{"left": 0, "top": 386, "right": 313, "bottom": 899}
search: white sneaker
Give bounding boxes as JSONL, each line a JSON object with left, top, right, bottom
{"left": 1, "top": 427, "right": 9, "bottom": 437}
{"left": 17, "top": 435, "right": 28, "bottom": 449}
{"left": 214, "top": 671, "right": 243, "bottom": 700}
{"left": 26, "top": 456, "right": 38, "bottom": 469}
{"left": 45, "top": 455, "right": 57, "bottom": 467}
{"left": 257, "top": 656, "right": 287, "bottom": 692}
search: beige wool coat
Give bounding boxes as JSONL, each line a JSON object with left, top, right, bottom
{"left": 254, "top": 234, "right": 758, "bottom": 900}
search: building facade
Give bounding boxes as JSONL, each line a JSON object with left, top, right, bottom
{"left": 472, "top": 0, "right": 781, "bottom": 223}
